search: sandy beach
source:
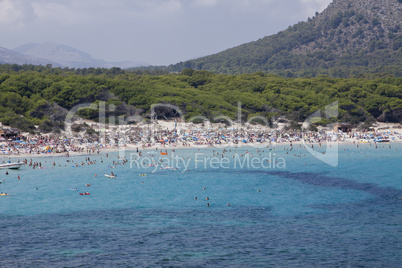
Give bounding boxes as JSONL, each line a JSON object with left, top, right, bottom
{"left": 1, "top": 120, "right": 401, "bottom": 160}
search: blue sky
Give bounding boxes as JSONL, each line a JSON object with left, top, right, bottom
{"left": 0, "top": 0, "right": 332, "bottom": 65}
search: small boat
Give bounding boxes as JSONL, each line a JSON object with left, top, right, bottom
{"left": 0, "top": 162, "right": 25, "bottom": 170}
{"left": 105, "top": 174, "right": 117, "bottom": 178}
{"left": 373, "top": 137, "right": 390, "bottom": 143}
{"left": 79, "top": 192, "right": 90, "bottom": 195}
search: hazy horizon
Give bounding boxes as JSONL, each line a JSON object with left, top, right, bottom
{"left": 1, "top": 0, "right": 332, "bottom": 66}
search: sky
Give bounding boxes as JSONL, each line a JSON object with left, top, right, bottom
{"left": 0, "top": 0, "right": 332, "bottom": 66}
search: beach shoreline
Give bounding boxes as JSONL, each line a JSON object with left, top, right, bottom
{"left": 1, "top": 120, "right": 400, "bottom": 160}
{"left": 1, "top": 139, "right": 399, "bottom": 161}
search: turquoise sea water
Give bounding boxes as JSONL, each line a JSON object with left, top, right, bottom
{"left": 0, "top": 143, "right": 401, "bottom": 267}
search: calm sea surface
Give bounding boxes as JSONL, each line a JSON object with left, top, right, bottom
{"left": 0, "top": 143, "right": 401, "bottom": 267}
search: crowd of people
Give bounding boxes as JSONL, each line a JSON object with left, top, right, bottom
{"left": 0, "top": 122, "right": 401, "bottom": 157}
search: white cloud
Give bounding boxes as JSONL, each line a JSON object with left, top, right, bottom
{"left": 32, "top": 1, "right": 87, "bottom": 25}
{"left": 1, "top": 0, "right": 328, "bottom": 31}
{"left": 228, "top": 0, "right": 274, "bottom": 12}
{"left": 192, "top": 0, "right": 218, "bottom": 7}
{"left": 138, "top": 0, "right": 183, "bottom": 18}
{"left": 0, "top": 0, "right": 35, "bottom": 30}
{"left": 2, "top": 0, "right": 184, "bottom": 29}
{"left": 189, "top": 0, "right": 329, "bottom": 16}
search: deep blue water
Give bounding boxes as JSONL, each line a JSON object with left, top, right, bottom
{"left": 0, "top": 143, "right": 401, "bottom": 267}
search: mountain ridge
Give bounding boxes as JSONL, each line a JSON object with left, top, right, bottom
{"left": 0, "top": 42, "right": 148, "bottom": 69}
{"left": 154, "top": 0, "right": 402, "bottom": 77}
{"left": 13, "top": 42, "right": 149, "bottom": 69}
{"left": 0, "top": 45, "right": 61, "bottom": 67}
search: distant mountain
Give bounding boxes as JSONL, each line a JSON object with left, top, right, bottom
{"left": 13, "top": 42, "right": 148, "bottom": 69}
{"left": 0, "top": 45, "right": 60, "bottom": 66}
{"left": 163, "top": 0, "right": 401, "bottom": 77}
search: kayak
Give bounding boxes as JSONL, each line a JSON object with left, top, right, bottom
{"left": 79, "top": 192, "right": 90, "bottom": 195}
{"left": 105, "top": 174, "right": 117, "bottom": 178}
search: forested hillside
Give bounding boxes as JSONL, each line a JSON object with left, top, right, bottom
{"left": 0, "top": 64, "right": 401, "bottom": 134}
{"left": 140, "top": 0, "right": 402, "bottom": 77}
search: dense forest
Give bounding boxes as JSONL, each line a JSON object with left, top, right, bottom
{"left": 0, "top": 64, "right": 401, "bottom": 134}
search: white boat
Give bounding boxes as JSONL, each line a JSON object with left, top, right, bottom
{"left": 0, "top": 162, "right": 25, "bottom": 170}
{"left": 105, "top": 174, "right": 117, "bottom": 178}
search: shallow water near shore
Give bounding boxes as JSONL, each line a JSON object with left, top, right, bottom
{"left": 1, "top": 143, "right": 401, "bottom": 266}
